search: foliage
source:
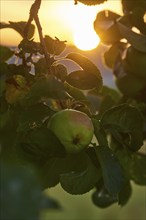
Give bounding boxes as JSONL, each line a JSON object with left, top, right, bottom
{"left": 0, "top": 0, "right": 146, "bottom": 219}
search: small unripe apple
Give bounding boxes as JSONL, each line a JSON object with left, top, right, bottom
{"left": 47, "top": 109, "right": 94, "bottom": 154}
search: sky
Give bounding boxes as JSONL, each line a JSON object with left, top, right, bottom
{"left": 0, "top": 0, "right": 122, "bottom": 49}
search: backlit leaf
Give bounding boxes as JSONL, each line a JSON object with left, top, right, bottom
{"left": 0, "top": 46, "right": 13, "bottom": 62}
{"left": 104, "top": 42, "right": 126, "bottom": 69}
{"left": 66, "top": 70, "right": 100, "bottom": 90}
{"left": 66, "top": 53, "right": 102, "bottom": 91}
{"left": 60, "top": 156, "right": 101, "bottom": 195}
{"left": 44, "top": 35, "right": 66, "bottom": 56}
{"left": 18, "top": 103, "right": 53, "bottom": 132}
{"left": 100, "top": 104, "right": 144, "bottom": 151}
{"left": 41, "top": 152, "right": 88, "bottom": 188}
{"left": 118, "top": 181, "right": 132, "bottom": 206}
{"left": 24, "top": 75, "right": 70, "bottom": 105}
{"left": 75, "top": 0, "right": 107, "bottom": 6}
{"left": 50, "top": 64, "right": 67, "bottom": 82}
{"left": 19, "top": 127, "right": 66, "bottom": 160}
{"left": 116, "top": 149, "right": 146, "bottom": 185}
{"left": 94, "top": 10, "right": 121, "bottom": 44}
{"left": 130, "top": 153, "right": 146, "bottom": 185}
{"left": 117, "top": 21, "right": 146, "bottom": 52}
{"left": 0, "top": 21, "right": 35, "bottom": 39}
{"left": 96, "top": 146, "right": 125, "bottom": 195}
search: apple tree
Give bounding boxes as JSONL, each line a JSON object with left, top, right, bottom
{"left": 0, "top": 0, "right": 146, "bottom": 219}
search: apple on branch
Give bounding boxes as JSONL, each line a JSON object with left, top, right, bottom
{"left": 47, "top": 109, "right": 94, "bottom": 154}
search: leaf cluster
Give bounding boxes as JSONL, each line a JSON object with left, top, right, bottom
{"left": 0, "top": 0, "right": 146, "bottom": 219}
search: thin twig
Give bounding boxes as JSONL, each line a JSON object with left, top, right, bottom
{"left": 24, "top": 0, "right": 41, "bottom": 38}
{"left": 24, "top": 0, "right": 50, "bottom": 65}
{"left": 34, "top": 13, "right": 50, "bottom": 62}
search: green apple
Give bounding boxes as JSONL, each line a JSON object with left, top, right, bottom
{"left": 47, "top": 109, "right": 94, "bottom": 154}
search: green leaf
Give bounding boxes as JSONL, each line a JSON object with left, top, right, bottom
{"left": 35, "top": 58, "right": 48, "bottom": 76}
{"left": 118, "top": 181, "right": 132, "bottom": 206}
{"left": 18, "top": 39, "right": 41, "bottom": 54}
{"left": 44, "top": 35, "right": 66, "bottom": 56}
{"left": 97, "top": 86, "right": 121, "bottom": 115}
{"left": 7, "top": 64, "right": 30, "bottom": 77}
{"left": 76, "top": 0, "right": 107, "bottom": 6}
{"left": 64, "top": 82, "right": 94, "bottom": 113}
{"left": 130, "top": 153, "right": 146, "bottom": 185}
{"left": 92, "top": 118, "right": 108, "bottom": 146}
{"left": 124, "top": 46, "right": 146, "bottom": 79}
{"left": 50, "top": 64, "right": 68, "bottom": 82}
{"left": 130, "top": 7, "right": 146, "bottom": 35}
{"left": 40, "top": 152, "right": 88, "bottom": 188}
{"left": 115, "top": 70, "right": 146, "bottom": 99}
{"left": 86, "top": 147, "right": 100, "bottom": 169}
{"left": 116, "top": 149, "right": 146, "bottom": 185}
{"left": 0, "top": 62, "right": 9, "bottom": 77}
{"left": 18, "top": 103, "right": 53, "bottom": 132}
{"left": 66, "top": 53, "right": 102, "bottom": 91}
{"left": 94, "top": 10, "right": 121, "bottom": 44}
{"left": 95, "top": 10, "right": 120, "bottom": 22}
{"left": 0, "top": 109, "right": 11, "bottom": 130}
{"left": 104, "top": 43, "right": 126, "bottom": 69}
{"left": 60, "top": 156, "right": 101, "bottom": 195}
{"left": 100, "top": 104, "right": 144, "bottom": 151}
{"left": 24, "top": 75, "right": 70, "bottom": 105}
{"left": 66, "top": 70, "right": 101, "bottom": 90}
{"left": 0, "top": 96, "right": 8, "bottom": 114}
{"left": 0, "top": 46, "right": 13, "bottom": 62}
{"left": 0, "top": 108, "right": 19, "bottom": 150}
{"left": 121, "top": 0, "right": 146, "bottom": 14}
{"left": 0, "top": 80, "right": 6, "bottom": 96}
{"left": 19, "top": 127, "right": 66, "bottom": 161}
{"left": 117, "top": 21, "right": 146, "bottom": 52}
{"left": 0, "top": 21, "right": 35, "bottom": 39}
{"left": 96, "top": 146, "right": 125, "bottom": 196}
{"left": 99, "top": 95, "right": 115, "bottom": 115}
{"left": 64, "top": 82, "right": 87, "bottom": 101}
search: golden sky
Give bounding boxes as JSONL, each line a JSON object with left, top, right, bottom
{"left": 0, "top": 0, "right": 122, "bottom": 48}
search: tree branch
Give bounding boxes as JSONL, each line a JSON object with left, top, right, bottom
{"left": 24, "top": 0, "right": 50, "bottom": 65}
{"left": 34, "top": 13, "right": 50, "bottom": 62}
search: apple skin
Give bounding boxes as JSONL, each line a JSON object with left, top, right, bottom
{"left": 47, "top": 109, "right": 94, "bottom": 154}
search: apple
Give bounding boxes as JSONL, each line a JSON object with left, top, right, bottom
{"left": 47, "top": 109, "right": 94, "bottom": 154}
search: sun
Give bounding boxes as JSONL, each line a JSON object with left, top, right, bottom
{"left": 73, "top": 29, "right": 100, "bottom": 51}
{"left": 71, "top": 3, "right": 101, "bottom": 50}
{"left": 41, "top": 1, "right": 102, "bottom": 51}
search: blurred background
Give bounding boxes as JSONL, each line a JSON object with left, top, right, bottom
{"left": 42, "top": 183, "right": 146, "bottom": 220}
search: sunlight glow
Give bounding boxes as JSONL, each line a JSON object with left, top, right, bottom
{"left": 1, "top": 0, "right": 122, "bottom": 48}
{"left": 71, "top": 3, "right": 101, "bottom": 50}
{"left": 74, "top": 29, "right": 100, "bottom": 50}
{"left": 41, "top": 0, "right": 103, "bottom": 50}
